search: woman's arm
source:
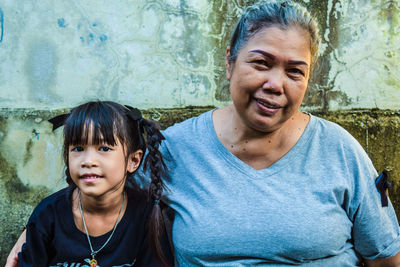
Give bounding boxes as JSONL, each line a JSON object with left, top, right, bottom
{"left": 5, "top": 229, "right": 26, "bottom": 267}
{"left": 365, "top": 252, "right": 400, "bottom": 267}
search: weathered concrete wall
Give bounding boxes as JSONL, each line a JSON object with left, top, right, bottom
{"left": 304, "top": 0, "right": 400, "bottom": 111}
{"left": 0, "top": 0, "right": 224, "bottom": 109}
{"left": 0, "top": 0, "right": 399, "bottom": 264}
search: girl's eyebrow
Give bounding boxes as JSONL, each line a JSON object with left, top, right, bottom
{"left": 249, "top": 49, "right": 309, "bottom": 67}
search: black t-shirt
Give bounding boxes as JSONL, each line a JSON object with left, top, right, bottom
{"left": 19, "top": 186, "right": 171, "bottom": 266}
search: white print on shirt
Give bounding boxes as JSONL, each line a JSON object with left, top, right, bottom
{"left": 49, "top": 258, "right": 136, "bottom": 267}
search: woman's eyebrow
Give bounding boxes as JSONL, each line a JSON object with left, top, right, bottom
{"left": 249, "top": 49, "right": 275, "bottom": 60}
{"left": 249, "top": 49, "right": 309, "bottom": 67}
{"left": 287, "top": 60, "right": 309, "bottom": 67}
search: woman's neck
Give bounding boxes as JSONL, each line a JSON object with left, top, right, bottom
{"left": 213, "top": 106, "right": 309, "bottom": 169}
{"left": 216, "top": 105, "right": 302, "bottom": 143}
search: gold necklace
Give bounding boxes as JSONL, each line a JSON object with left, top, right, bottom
{"left": 78, "top": 190, "right": 125, "bottom": 267}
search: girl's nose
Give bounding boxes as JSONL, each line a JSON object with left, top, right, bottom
{"left": 81, "top": 150, "right": 98, "bottom": 168}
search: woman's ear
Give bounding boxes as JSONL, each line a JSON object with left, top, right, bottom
{"left": 127, "top": 149, "right": 143, "bottom": 173}
{"left": 225, "top": 46, "right": 233, "bottom": 81}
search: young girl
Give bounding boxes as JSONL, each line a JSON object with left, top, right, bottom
{"left": 18, "top": 101, "right": 172, "bottom": 266}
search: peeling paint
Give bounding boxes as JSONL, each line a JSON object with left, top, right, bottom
{"left": 57, "top": 18, "right": 67, "bottom": 28}
{"left": 0, "top": 8, "right": 3, "bottom": 43}
{"left": 25, "top": 41, "right": 59, "bottom": 103}
{"left": 99, "top": 34, "right": 108, "bottom": 42}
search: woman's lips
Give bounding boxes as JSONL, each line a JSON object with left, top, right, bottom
{"left": 254, "top": 98, "right": 282, "bottom": 115}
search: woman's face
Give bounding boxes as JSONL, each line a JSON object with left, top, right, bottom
{"left": 226, "top": 25, "right": 311, "bottom": 133}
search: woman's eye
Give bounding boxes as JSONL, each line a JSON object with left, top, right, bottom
{"left": 71, "top": 146, "right": 83, "bottom": 152}
{"left": 253, "top": 60, "right": 269, "bottom": 67}
{"left": 99, "top": 146, "right": 111, "bottom": 152}
{"left": 288, "top": 68, "right": 304, "bottom": 76}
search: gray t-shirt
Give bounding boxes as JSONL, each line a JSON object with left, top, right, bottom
{"left": 155, "top": 111, "right": 400, "bottom": 266}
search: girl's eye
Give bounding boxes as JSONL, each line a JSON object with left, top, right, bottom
{"left": 71, "top": 146, "right": 83, "bottom": 152}
{"left": 99, "top": 146, "right": 111, "bottom": 152}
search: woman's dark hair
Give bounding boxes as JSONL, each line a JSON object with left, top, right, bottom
{"left": 229, "top": 0, "right": 320, "bottom": 72}
{"left": 61, "top": 101, "right": 168, "bottom": 264}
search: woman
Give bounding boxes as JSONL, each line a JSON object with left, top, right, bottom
{"left": 7, "top": 0, "right": 400, "bottom": 266}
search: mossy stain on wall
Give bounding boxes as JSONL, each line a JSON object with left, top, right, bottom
{"left": 23, "top": 139, "right": 34, "bottom": 166}
{"left": 0, "top": 140, "right": 50, "bottom": 204}
{"left": 376, "top": 0, "right": 399, "bottom": 33}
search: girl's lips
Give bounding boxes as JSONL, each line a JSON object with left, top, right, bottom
{"left": 80, "top": 174, "right": 102, "bottom": 182}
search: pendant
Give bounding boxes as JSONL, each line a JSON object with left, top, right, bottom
{"left": 90, "top": 256, "right": 98, "bottom": 267}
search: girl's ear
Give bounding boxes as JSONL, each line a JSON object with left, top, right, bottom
{"left": 127, "top": 149, "right": 143, "bottom": 173}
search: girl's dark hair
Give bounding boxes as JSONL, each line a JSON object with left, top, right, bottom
{"left": 62, "top": 101, "right": 168, "bottom": 264}
{"left": 229, "top": 0, "right": 320, "bottom": 72}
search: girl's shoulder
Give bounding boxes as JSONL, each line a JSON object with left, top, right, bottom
{"left": 26, "top": 187, "right": 74, "bottom": 237}
{"left": 125, "top": 185, "right": 153, "bottom": 212}
{"left": 31, "top": 187, "right": 72, "bottom": 217}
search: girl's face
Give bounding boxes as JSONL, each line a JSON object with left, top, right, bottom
{"left": 226, "top": 25, "right": 311, "bottom": 133}
{"left": 68, "top": 125, "right": 142, "bottom": 199}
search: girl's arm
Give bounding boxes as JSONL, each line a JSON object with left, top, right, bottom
{"left": 365, "top": 252, "right": 400, "bottom": 267}
{"left": 5, "top": 229, "right": 26, "bottom": 267}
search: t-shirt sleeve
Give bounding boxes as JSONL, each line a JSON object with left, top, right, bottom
{"left": 346, "top": 142, "right": 400, "bottom": 259}
{"left": 18, "top": 219, "right": 52, "bottom": 266}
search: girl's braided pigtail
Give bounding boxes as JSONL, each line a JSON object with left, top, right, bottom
{"left": 140, "top": 118, "right": 168, "bottom": 265}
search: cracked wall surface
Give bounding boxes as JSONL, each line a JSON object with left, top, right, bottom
{"left": 0, "top": 0, "right": 399, "bottom": 264}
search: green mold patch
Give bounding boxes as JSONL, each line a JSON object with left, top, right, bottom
{"left": 0, "top": 111, "right": 59, "bottom": 205}
{"left": 207, "top": 1, "right": 234, "bottom": 102}
{"left": 143, "top": 106, "right": 215, "bottom": 129}
{"left": 23, "top": 139, "right": 34, "bottom": 166}
{"left": 377, "top": 1, "right": 399, "bottom": 33}
{"left": 0, "top": 147, "right": 50, "bottom": 204}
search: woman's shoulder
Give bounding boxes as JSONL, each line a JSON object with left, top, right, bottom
{"left": 309, "top": 114, "right": 373, "bottom": 167}
{"left": 162, "top": 109, "right": 214, "bottom": 138}
{"left": 310, "top": 114, "right": 361, "bottom": 145}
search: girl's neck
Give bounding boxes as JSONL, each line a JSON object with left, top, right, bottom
{"left": 72, "top": 187, "right": 127, "bottom": 237}
{"left": 74, "top": 187, "right": 125, "bottom": 215}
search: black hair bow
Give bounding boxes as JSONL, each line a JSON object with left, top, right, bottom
{"left": 48, "top": 113, "right": 70, "bottom": 131}
{"left": 124, "top": 105, "right": 142, "bottom": 121}
{"left": 375, "top": 171, "right": 391, "bottom": 207}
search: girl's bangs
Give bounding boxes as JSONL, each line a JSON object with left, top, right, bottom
{"left": 65, "top": 104, "right": 120, "bottom": 146}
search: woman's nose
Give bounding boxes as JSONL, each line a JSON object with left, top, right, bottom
{"left": 262, "top": 68, "right": 284, "bottom": 94}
